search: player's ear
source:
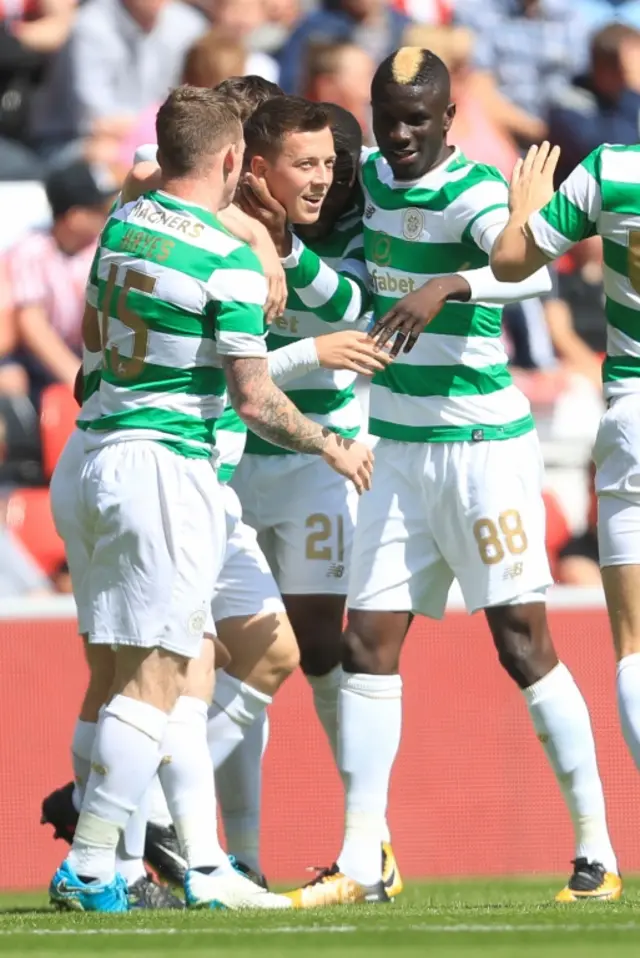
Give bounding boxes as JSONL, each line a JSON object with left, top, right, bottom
{"left": 443, "top": 101, "right": 456, "bottom": 134}
{"left": 250, "top": 154, "right": 268, "bottom": 178}
{"left": 222, "top": 145, "right": 235, "bottom": 178}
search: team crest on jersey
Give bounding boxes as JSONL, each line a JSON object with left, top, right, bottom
{"left": 188, "top": 609, "right": 207, "bottom": 635}
{"left": 402, "top": 208, "right": 425, "bottom": 241}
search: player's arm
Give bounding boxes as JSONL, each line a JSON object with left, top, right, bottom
{"left": 268, "top": 328, "right": 390, "bottom": 386}
{"left": 280, "top": 234, "right": 373, "bottom": 325}
{"left": 371, "top": 164, "right": 553, "bottom": 355}
{"left": 492, "top": 142, "right": 600, "bottom": 282}
{"left": 212, "top": 250, "right": 373, "bottom": 492}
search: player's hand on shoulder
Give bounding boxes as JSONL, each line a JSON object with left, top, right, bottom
{"left": 250, "top": 223, "right": 288, "bottom": 324}
{"left": 321, "top": 432, "right": 374, "bottom": 495}
{"left": 316, "top": 330, "right": 392, "bottom": 376}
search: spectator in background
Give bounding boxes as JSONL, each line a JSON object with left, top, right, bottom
{"left": 253, "top": 0, "right": 301, "bottom": 58}
{"left": 548, "top": 24, "right": 640, "bottom": 185}
{"left": 1, "top": 159, "right": 119, "bottom": 401}
{"left": 392, "top": 0, "right": 451, "bottom": 22}
{"left": 117, "top": 28, "right": 247, "bottom": 166}
{"left": 278, "top": 0, "right": 409, "bottom": 95}
{"left": 0, "top": 0, "right": 75, "bottom": 178}
{"left": 454, "top": 0, "right": 586, "bottom": 148}
{"left": 303, "top": 41, "right": 374, "bottom": 141}
{"left": 557, "top": 464, "right": 601, "bottom": 586}
{"left": 208, "top": 0, "right": 280, "bottom": 82}
{"left": 404, "top": 24, "right": 520, "bottom": 177}
{"left": 29, "top": 0, "right": 206, "bottom": 164}
{"left": 577, "top": 0, "right": 640, "bottom": 33}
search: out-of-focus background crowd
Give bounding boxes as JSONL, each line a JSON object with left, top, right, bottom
{"left": 0, "top": 0, "right": 636, "bottom": 597}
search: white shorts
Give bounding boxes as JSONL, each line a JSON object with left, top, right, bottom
{"left": 211, "top": 484, "right": 285, "bottom": 622}
{"left": 347, "top": 433, "right": 552, "bottom": 619}
{"left": 50, "top": 429, "right": 91, "bottom": 634}
{"left": 230, "top": 453, "right": 358, "bottom": 595}
{"left": 593, "top": 394, "right": 640, "bottom": 567}
{"left": 78, "top": 440, "right": 226, "bottom": 657}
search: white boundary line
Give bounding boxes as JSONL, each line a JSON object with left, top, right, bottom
{"left": 0, "top": 587, "right": 608, "bottom": 621}
{"left": 1, "top": 921, "right": 639, "bottom": 937}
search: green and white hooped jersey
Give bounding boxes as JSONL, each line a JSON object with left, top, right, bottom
{"left": 241, "top": 204, "right": 370, "bottom": 457}
{"left": 529, "top": 143, "right": 640, "bottom": 401}
{"left": 78, "top": 189, "right": 267, "bottom": 460}
{"left": 361, "top": 147, "right": 534, "bottom": 443}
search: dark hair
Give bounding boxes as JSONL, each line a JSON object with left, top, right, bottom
{"left": 321, "top": 102, "right": 362, "bottom": 163}
{"left": 215, "top": 75, "right": 284, "bottom": 123}
{"left": 371, "top": 47, "right": 450, "bottom": 99}
{"left": 591, "top": 23, "right": 640, "bottom": 67}
{"left": 243, "top": 95, "right": 331, "bottom": 160}
{"left": 155, "top": 85, "right": 242, "bottom": 177}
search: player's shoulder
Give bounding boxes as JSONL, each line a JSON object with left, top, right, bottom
{"left": 583, "top": 142, "right": 640, "bottom": 183}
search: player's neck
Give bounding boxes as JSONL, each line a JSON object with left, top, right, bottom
{"left": 158, "top": 175, "right": 225, "bottom": 215}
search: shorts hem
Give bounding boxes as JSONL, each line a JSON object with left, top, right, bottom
{"left": 88, "top": 632, "right": 201, "bottom": 659}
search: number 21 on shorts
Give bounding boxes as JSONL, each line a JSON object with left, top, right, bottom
{"left": 473, "top": 510, "right": 528, "bottom": 565}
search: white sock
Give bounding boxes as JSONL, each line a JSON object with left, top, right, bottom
{"left": 306, "top": 666, "right": 342, "bottom": 758}
{"left": 337, "top": 673, "right": 402, "bottom": 886}
{"left": 71, "top": 719, "right": 97, "bottom": 810}
{"left": 115, "top": 783, "right": 150, "bottom": 887}
{"left": 158, "top": 695, "right": 228, "bottom": 871}
{"left": 146, "top": 774, "right": 173, "bottom": 829}
{"left": 207, "top": 671, "right": 271, "bottom": 769}
{"left": 217, "top": 710, "right": 269, "bottom": 874}
{"left": 67, "top": 695, "right": 168, "bottom": 884}
{"left": 524, "top": 662, "right": 618, "bottom": 874}
{"left": 617, "top": 653, "right": 640, "bottom": 773}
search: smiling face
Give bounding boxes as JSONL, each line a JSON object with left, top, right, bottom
{"left": 372, "top": 81, "right": 455, "bottom": 181}
{"left": 251, "top": 126, "right": 336, "bottom": 224}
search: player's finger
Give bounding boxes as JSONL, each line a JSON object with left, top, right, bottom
{"left": 352, "top": 343, "right": 392, "bottom": 366}
{"left": 373, "top": 319, "right": 401, "bottom": 351}
{"left": 546, "top": 144, "right": 561, "bottom": 175}
{"left": 510, "top": 157, "right": 523, "bottom": 186}
{"left": 403, "top": 328, "right": 421, "bottom": 354}
{"left": 245, "top": 173, "right": 281, "bottom": 212}
{"left": 521, "top": 145, "right": 538, "bottom": 177}
{"left": 532, "top": 140, "right": 550, "bottom": 173}
{"left": 358, "top": 461, "right": 373, "bottom": 491}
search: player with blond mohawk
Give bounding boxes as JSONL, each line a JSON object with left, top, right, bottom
{"left": 280, "top": 47, "right": 622, "bottom": 907}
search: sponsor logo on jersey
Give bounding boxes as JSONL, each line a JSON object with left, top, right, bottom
{"left": 327, "top": 563, "right": 345, "bottom": 579}
{"left": 370, "top": 270, "right": 417, "bottom": 295}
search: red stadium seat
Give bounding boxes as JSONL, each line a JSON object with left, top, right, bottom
{"left": 543, "top": 489, "right": 571, "bottom": 583}
{"left": 40, "top": 384, "right": 77, "bottom": 480}
{"left": 5, "top": 487, "right": 65, "bottom": 577}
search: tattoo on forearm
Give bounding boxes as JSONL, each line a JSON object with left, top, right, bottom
{"left": 223, "top": 356, "right": 327, "bottom": 454}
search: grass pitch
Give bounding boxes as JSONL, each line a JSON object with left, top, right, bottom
{"left": 1, "top": 878, "right": 640, "bottom": 957}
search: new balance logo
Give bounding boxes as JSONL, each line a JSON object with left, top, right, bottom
{"left": 364, "top": 204, "right": 375, "bottom": 220}
{"left": 503, "top": 562, "right": 524, "bottom": 580}
{"left": 327, "top": 563, "right": 345, "bottom": 579}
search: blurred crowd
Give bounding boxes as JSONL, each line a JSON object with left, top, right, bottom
{"left": 0, "top": 0, "right": 638, "bottom": 594}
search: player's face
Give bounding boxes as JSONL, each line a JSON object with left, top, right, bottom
{"left": 372, "top": 82, "right": 455, "bottom": 181}
{"left": 297, "top": 152, "right": 356, "bottom": 240}
{"left": 256, "top": 127, "right": 336, "bottom": 224}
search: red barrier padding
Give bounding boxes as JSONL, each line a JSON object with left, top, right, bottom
{"left": 0, "top": 608, "right": 635, "bottom": 890}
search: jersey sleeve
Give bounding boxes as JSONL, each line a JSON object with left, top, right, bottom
{"left": 282, "top": 234, "right": 372, "bottom": 324}
{"left": 446, "top": 167, "right": 511, "bottom": 252}
{"left": 528, "top": 147, "right": 602, "bottom": 258}
{"left": 206, "top": 244, "right": 268, "bottom": 357}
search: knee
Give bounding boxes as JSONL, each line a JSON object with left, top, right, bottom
{"left": 184, "top": 637, "right": 216, "bottom": 703}
{"left": 261, "top": 622, "right": 300, "bottom": 685}
{"left": 486, "top": 604, "right": 558, "bottom": 689}
{"left": 341, "top": 611, "right": 403, "bottom": 675}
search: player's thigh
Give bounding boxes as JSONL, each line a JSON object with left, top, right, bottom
{"left": 347, "top": 439, "right": 453, "bottom": 620}
{"left": 433, "top": 432, "right": 552, "bottom": 613}
{"left": 50, "top": 429, "right": 93, "bottom": 635}
{"left": 85, "top": 442, "right": 226, "bottom": 659}
{"left": 593, "top": 395, "right": 640, "bottom": 656}
{"left": 211, "top": 485, "right": 285, "bottom": 624}
{"left": 272, "top": 455, "right": 357, "bottom": 595}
